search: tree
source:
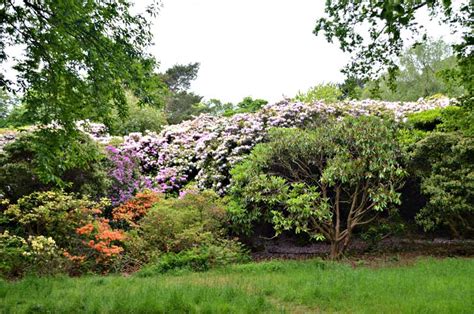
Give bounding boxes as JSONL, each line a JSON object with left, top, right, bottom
{"left": 0, "top": 88, "right": 10, "bottom": 120}
{"left": 161, "top": 62, "right": 200, "bottom": 93}
{"left": 232, "top": 97, "right": 268, "bottom": 115}
{"left": 108, "top": 93, "right": 167, "bottom": 135}
{"left": 0, "top": 0, "right": 166, "bottom": 184}
{"left": 293, "top": 83, "right": 343, "bottom": 103}
{"left": 1, "top": 0, "right": 165, "bottom": 128}
{"left": 165, "top": 91, "right": 204, "bottom": 124}
{"left": 314, "top": 0, "right": 472, "bottom": 91}
{"left": 214, "top": 97, "right": 267, "bottom": 117}
{"left": 160, "top": 63, "right": 205, "bottom": 124}
{"left": 361, "top": 38, "right": 465, "bottom": 101}
{"left": 229, "top": 116, "right": 405, "bottom": 259}
{"left": 199, "top": 98, "right": 234, "bottom": 116}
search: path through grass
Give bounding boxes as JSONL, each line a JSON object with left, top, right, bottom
{"left": 1, "top": 257, "right": 473, "bottom": 313}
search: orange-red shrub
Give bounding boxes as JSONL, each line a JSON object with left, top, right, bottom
{"left": 74, "top": 218, "right": 125, "bottom": 269}
{"left": 112, "top": 190, "right": 161, "bottom": 227}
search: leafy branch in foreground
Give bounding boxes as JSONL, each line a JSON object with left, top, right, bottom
{"left": 0, "top": 0, "right": 167, "bottom": 184}
{"left": 314, "top": 0, "right": 472, "bottom": 89}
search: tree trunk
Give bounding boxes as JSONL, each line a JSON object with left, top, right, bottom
{"left": 329, "top": 240, "right": 343, "bottom": 260}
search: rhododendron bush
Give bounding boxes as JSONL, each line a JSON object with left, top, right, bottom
{"left": 109, "top": 98, "right": 451, "bottom": 197}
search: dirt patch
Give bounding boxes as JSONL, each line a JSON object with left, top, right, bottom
{"left": 251, "top": 236, "right": 474, "bottom": 261}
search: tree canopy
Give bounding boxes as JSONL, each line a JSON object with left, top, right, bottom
{"left": 0, "top": 0, "right": 166, "bottom": 130}
{"left": 314, "top": 0, "right": 472, "bottom": 90}
{"left": 361, "top": 38, "right": 465, "bottom": 101}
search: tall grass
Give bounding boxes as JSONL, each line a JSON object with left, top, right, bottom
{"left": 1, "top": 257, "right": 473, "bottom": 313}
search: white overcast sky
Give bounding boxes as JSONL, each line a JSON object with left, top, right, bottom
{"left": 150, "top": 0, "right": 346, "bottom": 103}
{"left": 145, "top": 0, "right": 463, "bottom": 104}
{"left": 3, "top": 1, "right": 464, "bottom": 104}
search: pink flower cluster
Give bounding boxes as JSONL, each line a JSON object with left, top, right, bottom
{"left": 111, "top": 98, "right": 451, "bottom": 195}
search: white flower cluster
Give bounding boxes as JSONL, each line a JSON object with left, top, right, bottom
{"left": 76, "top": 119, "right": 117, "bottom": 144}
{"left": 115, "top": 97, "right": 452, "bottom": 194}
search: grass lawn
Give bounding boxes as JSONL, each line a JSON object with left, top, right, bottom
{"left": 1, "top": 257, "right": 473, "bottom": 313}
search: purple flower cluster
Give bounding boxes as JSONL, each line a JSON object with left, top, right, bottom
{"left": 111, "top": 98, "right": 451, "bottom": 195}
{"left": 105, "top": 145, "right": 156, "bottom": 205}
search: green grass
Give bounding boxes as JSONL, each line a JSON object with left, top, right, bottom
{"left": 1, "top": 257, "right": 473, "bottom": 313}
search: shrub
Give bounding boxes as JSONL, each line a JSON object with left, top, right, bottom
{"left": 112, "top": 190, "right": 162, "bottom": 228}
{"left": 0, "top": 231, "right": 65, "bottom": 278}
{"left": 105, "top": 145, "right": 156, "bottom": 206}
{"left": 73, "top": 218, "right": 125, "bottom": 271}
{"left": 398, "top": 103, "right": 473, "bottom": 238}
{"left": 137, "top": 240, "right": 248, "bottom": 275}
{"left": 411, "top": 132, "right": 474, "bottom": 237}
{"left": 0, "top": 131, "right": 110, "bottom": 202}
{"left": 228, "top": 116, "right": 406, "bottom": 259}
{"left": 114, "top": 98, "right": 450, "bottom": 195}
{"left": 137, "top": 190, "right": 225, "bottom": 253}
{"left": 122, "top": 191, "right": 246, "bottom": 271}
{"left": 1, "top": 191, "right": 104, "bottom": 246}
{"left": 0, "top": 231, "right": 29, "bottom": 278}
{"left": 0, "top": 191, "right": 123, "bottom": 276}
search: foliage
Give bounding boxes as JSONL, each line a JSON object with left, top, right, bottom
{"left": 0, "top": 131, "right": 110, "bottom": 202}
{"left": 314, "top": 1, "right": 471, "bottom": 86}
{"left": 112, "top": 190, "right": 162, "bottom": 228}
{"left": 158, "top": 63, "right": 206, "bottom": 124}
{"left": 115, "top": 98, "right": 449, "bottom": 196}
{"left": 1, "top": 0, "right": 166, "bottom": 127}
{"left": 360, "top": 39, "right": 466, "bottom": 101}
{"left": 0, "top": 191, "right": 124, "bottom": 277}
{"left": 228, "top": 116, "right": 406, "bottom": 259}
{"left": 109, "top": 94, "right": 167, "bottom": 136}
{"left": 199, "top": 98, "right": 234, "bottom": 116}
{"left": 199, "top": 97, "right": 268, "bottom": 117}
{"left": 137, "top": 240, "right": 248, "bottom": 274}
{"left": 0, "top": 89, "right": 26, "bottom": 128}
{"left": 161, "top": 63, "right": 200, "bottom": 93}
{"left": 0, "top": 88, "right": 18, "bottom": 125}
{"left": 410, "top": 132, "right": 474, "bottom": 237}
{"left": 1, "top": 191, "right": 104, "bottom": 246}
{"left": 0, "top": 104, "right": 32, "bottom": 128}
{"left": 0, "top": 1, "right": 167, "bottom": 184}
{"left": 294, "top": 83, "right": 342, "bottom": 103}
{"left": 0, "top": 231, "right": 63, "bottom": 278}
{"left": 228, "top": 97, "right": 268, "bottom": 116}
{"left": 133, "top": 191, "right": 225, "bottom": 254}
{"left": 121, "top": 191, "right": 246, "bottom": 270}
{"left": 165, "top": 91, "right": 204, "bottom": 124}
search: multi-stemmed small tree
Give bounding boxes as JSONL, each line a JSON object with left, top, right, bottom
{"left": 229, "top": 116, "right": 406, "bottom": 259}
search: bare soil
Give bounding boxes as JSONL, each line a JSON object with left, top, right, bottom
{"left": 251, "top": 236, "right": 474, "bottom": 262}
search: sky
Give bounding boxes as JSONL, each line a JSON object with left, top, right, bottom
{"left": 149, "top": 0, "right": 347, "bottom": 103}
{"left": 3, "top": 1, "right": 464, "bottom": 104}
{"left": 146, "top": 0, "right": 463, "bottom": 104}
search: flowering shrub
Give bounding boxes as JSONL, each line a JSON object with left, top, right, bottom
{"left": 73, "top": 218, "right": 125, "bottom": 267}
{"left": 112, "top": 190, "right": 162, "bottom": 228}
{"left": 123, "top": 191, "right": 247, "bottom": 273}
{"left": 111, "top": 98, "right": 451, "bottom": 195}
{"left": 105, "top": 145, "right": 156, "bottom": 205}
{"left": 0, "top": 191, "right": 107, "bottom": 245}
{"left": 0, "top": 231, "right": 62, "bottom": 278}
{"left": 0, "top": 191, "right": 126, "bottom": 276}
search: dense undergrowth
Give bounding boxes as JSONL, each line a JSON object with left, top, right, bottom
{"left": 0, "top": 97, "right": 473, "bottom": 279}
